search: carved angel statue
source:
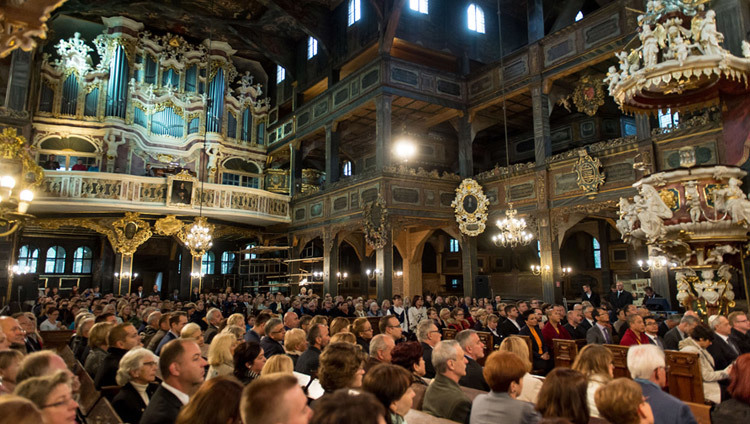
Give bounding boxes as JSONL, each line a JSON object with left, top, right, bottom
{"left": 705, "top": 244, "right": 739, "bottom": 264}
{"left": 205, "top": 143, "right": 223, "bottom": 176}
{"left": 604, "top": 66, "right": 620, "bottom": 94}
{"left": 675, "top": 270, "right": 695, "bottom": 303}
{"left": 104, "top": 131, "right": 127, "bottom": 159}
{"left": 684, "top": 180, "right": 702, "bottom": 222}
{"left": 616, "top": 51, "right": 630, "bottom": 78}
{"left": 640, "top": 24, "right": 661, "bottom": 68}
{"left": 675, "top": 35, "right": 690, "bottom": 65}
{"left": 714, "top": 177, "right": 750, "bottom": 226}
{"left": 692, "top": 10, "right": 725, "bottom": 56}
{"left": 636, "top": 184, "right": 673, "bottom": 243}
{"left": 617, "top": 197, "right": 638, "bottom": 237}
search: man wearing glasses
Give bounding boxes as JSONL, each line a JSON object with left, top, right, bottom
{"left": 260, "top": 318, "right": 286, "bottom": 359}
{"left": 628, "top": 344, "right": 697, "bottom": 424}
{"left": 379, "top": 315, "right": 404, "bottom": 343}
{"left": 416, "top": 320, "right": 442, "bottom": 378}
{"left": 728, "top": 311, "right": 750, "bottom": 354}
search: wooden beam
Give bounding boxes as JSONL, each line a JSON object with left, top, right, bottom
{"left": 379, "top": 0, "right": 407, "bottom": 55}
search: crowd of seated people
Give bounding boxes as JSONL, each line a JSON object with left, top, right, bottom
{"left": 1, "top": 281, "right": 750, "bottom": 424}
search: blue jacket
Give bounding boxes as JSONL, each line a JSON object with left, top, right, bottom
{"left": 635, "top": 379, "right": 697, "bottom": 424}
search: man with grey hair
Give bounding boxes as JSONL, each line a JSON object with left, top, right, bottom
{"left": 416, "top": 319, "right": 441, "bottom": 378}
{"left": 423, "top": 340, "right": 471, "bottom": 423}
{"left": 260, "top": 318, "right": 286, "bottom": 359}
{"left": 366, "top": 334, "right": 395, "bottom": 371}
{"left": 664, "top": 314, "right": 700, "bottom": 350}
{"left": 627, "top": 344, "right": 697, "bottom": 424}
{"left": 456, "top": 329, "right": 488, "bottom": 391}
{"left": 658, "top": 313, "right": 681, "bottom": 338}
{"left": 203, "top": 308, "right": 223, "bottom": 344}
{"left": 141, "top": 310, "right": 161, "bottom": 348}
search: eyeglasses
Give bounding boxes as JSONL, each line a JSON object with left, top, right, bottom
{"left": 42, "top": 396, "right": 76, "bottom": 409}
{"left": 143, "top": 361, "right": 157, "bottom": 367}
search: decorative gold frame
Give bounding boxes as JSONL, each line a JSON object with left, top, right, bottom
{"left": 166, "top": 170, "right": 197, "bottom": 208}
{"left": 572, "top": 74, "right": 605, "bottom": 117}
{"left": 451, "top": 178, "right": 489, "bottom": 236}
{"left": 574, "top": 150, "right": 605, "bottom": 198}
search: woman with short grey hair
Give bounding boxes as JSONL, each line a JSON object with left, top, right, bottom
{"left": 112, "top": 348, "right": 159, "bottom": 424}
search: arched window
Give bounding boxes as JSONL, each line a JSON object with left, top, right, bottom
{"left": 243, "top": 244, "right": 256, "bottom": 260}
{"left": 45, "top": 246, "right": 66, "bottom": 273}
{"left": 72, "top": 246, "right": 93, "bottom": 274}
{"left": 467, "top": 4, "right": 486, "bottom": 34}
{"left": 593, "top": 238, "right": 602, "bottom": 269}
{"left": 409, "top": 0, "right": 428, "bottom": 14}
{"left": 221, "top": 251, "right": 236, "bottom": 274}
{"left": 201, "top": 251, "right": 216, "bottom": 275}
{"left": 658, "top": 108, "right": 679, "bottom": 129}
{"left": 18, "top": 245, "right": 39, "bottom": 272}
{"left": 277, "top": 65, "right": 286, "bottom": 83}
{"left": 307, "top": 37, "right": 319, "bottom": 59}
{"left": 449, "top": 238, "right": 460, "bottom": 253}
{"left": 342, "top": 160, "right": 352, "bottom": 177}
{"left": 348, "top": 0, "right": 361, "bottom": 26}
{"left": 221, "top": 158, "right": 261, "bottom": 189}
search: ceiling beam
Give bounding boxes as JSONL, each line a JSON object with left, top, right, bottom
{"left": 262, "top": 0, "right": 334, "bottom": 55}
{"left": 379, "top": 0, "right": 406, "bottom": 54}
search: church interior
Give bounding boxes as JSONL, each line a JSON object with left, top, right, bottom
{"left": 2, "top": 0, "right": 750, "bottom": 314}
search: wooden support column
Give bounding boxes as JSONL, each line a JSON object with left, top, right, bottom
{"left": 537, "top": 211, "right": 562, "bottom": 303}
{"left": 394, "top": 228, "right": 432, "bottom": 297}
{"left": 527, "top": 0, "right": 545, "bottom": 44}
{"left": 325, "top": 124, "right": 340, "bottom": 187}
{"left": 461, "top": 236, "right": 478, "bottom": 298}
{"left": 288, "top": 238, "right": 301, "bottom": 296}
{"left": 457, "top": 115, "right": 474, "bottom": 178}
{"left": 324, "top": 233, "right": 339, "bottom": 297}
{"left": 376, "top": 237, "right": 393, "bottom": 302}
{"left": 635, "top": 114, "right": 651, "bottom": 142}
{"left": 289, "top": 144, "right": 302, "bottom": 196}
{"left": 375, "top": 94, "right": 392, "bottom": 172}
{"left": 114, "top": 253, "right": 134, "bottom": 296}
{"left": 531, "top": 83, "right": 551, "bottom": 167}
{"left": 647, "top": 245, "right": 672, "bottom": 308}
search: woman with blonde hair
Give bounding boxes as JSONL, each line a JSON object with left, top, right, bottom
{"left": 261, "top": 354, "right": 294, "bottom": 375}
{"left": 180, "top": 322, "right": 206, "bottom": 357}
{"left": 329, "top": 317, "right": 351, "bottom": 336}
{"left": 499, "top": 336, "right": 544, "bottom": 403}
{"left": 572, "top": 344, "right": 614, "bottom": 417}
{"left": 14, "top": 370, "right": 78, "bottom": 424}
{"left": 330, "top": 332, "right": 357, "bottom": 345}
{"left": 207, "top": 333, "right": 237, "bottom": 379}
{"left": 309, "top": 315, "right": 329, "bottom": 329}
{"left": 284, "top": 328, "right": 307, "bottom": 367}
{"left": 223, "top": 325, "right": 246, "bottom": 341}
{"left": 225, "top": 313, "right": 245, "bottom": 329}
{"left": 84, "top": 322, "right": 114, "bottom": 377}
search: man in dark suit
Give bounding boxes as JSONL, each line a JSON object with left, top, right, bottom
{"left": 608, "top": 281, "right": 634, "bottom": 311}
{"left": 642, "top": 286, "right": 660, "bottom": 301}
{"left": 644, "top": 316, "right": 665, "bottom": 349}
{"left": 586, "top": 307, "right": 614, "bottom": 345}
{"left": 245, "top": 313, "right": 270, "bottom": 344}
{"left": 658, "top": 314, "right": 680, "bottom": 338}
{"left": 563, "top": 309, "right": 587, "bottom": 339}
{"left": 141, "top": 339, "right": 207, "bottom": 424}
{"left": 581, "top": 284, "right": 601, "bottom": 307}
{"left": 155, "top": 312, "right": 187, "bottom": 356}
{"left": 664, "top": 315, "right": 700, "bottom": 351}
{"left": 295, "top": 324, "right": 329, "bottom": 375}
{"left": 151, "top": 284, "right": 161, "bottom": 299}
{"left": 728, "top": 311, "right": 750, "bottom": 353}
{"left": 416, "top": 320, "right": 441, "bottom": 378}
{"left": 260, "top": 318, "right": 286, "bottom": 359}
{"left": 580, "top": 306, "right": 595, "bottom": 331}
{"left": 629, "top": 344, "right": 698, "bottom": 424}
{"left": 95, "top": 323, "right": 142, "bottom": 389}
{"left": 203, "top": 308, "right": 223, "bottom": 345}
{"left": 456, "top": 329, "right": 489, "bottom": 391}
{"left": 500, "top": 304, "right": 522, "bottom": 338}
{"left": 519, "top": 310, "right": 552, "bottom": 375}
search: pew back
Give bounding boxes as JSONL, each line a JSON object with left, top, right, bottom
{"left": 604, "top": 344, "right": 630, "bottom": 378}
{"left": 553, "top": 339, "right": 579, "bottom": 368}
{"left": 665, "top": 350, "right": 705, "bottom": 404}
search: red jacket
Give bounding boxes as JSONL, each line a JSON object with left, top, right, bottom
{"left": 619, "top": 328, "right": 650, "bottom": 346}
{"left": 542, "top": 322, "right": 571, "bottom": 350}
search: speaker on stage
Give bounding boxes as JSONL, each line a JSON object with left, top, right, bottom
{"left": 475, "top": 275, "right": 490, "bottom": 299}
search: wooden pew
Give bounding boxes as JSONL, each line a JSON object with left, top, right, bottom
{"left": 604, "top": 344, "right": 630, "bottom": 378}
{"left": 441, "top": 328, "right": 457, "bottom": 340}
{"left": 476, "top": 331, "right": 493, "bottom": 366}
{"left": 514, "top": 335, "right": 534, "bottom": 365}
{"left": 686, "top": 401, "right": 711, "bottom": 424}
{"left": 368, "top": 317, "right": 382, "bottom": 335}
{"left": 87, "top": 396, "right": 123, "bottom": 424}
{"left": 411, "top": 383, "right": 428, "bottom": 411}
{"left": 553, "top": 339, "right": 579, "bottom": 369}
{"left": 40, "top": 330, "right": 75, "bottom": 351}
{"left": 665, "top": 350, "right": 705, "bottom": 404}
{"left": 76, "top": 360, "right": 100, "bottom": 416}
{"left": 405, "top": 409, "right": 460, "bottom": 424}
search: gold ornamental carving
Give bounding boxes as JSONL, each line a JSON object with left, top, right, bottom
{"left": 363, "top": 194, "right": 389, "bottom": 249}
{"left": 574, "top": 150, "right": 605, "bottom": 198}
{"left": 0, "top": 0, "right": 68, "bottom": 58}
{"left": 0, "top": 127, "right": 44, "bottom": 188}
{"left": 571, "top": 74, "right": 605, "bottom": 116}
{"left": 154, "top": 214, "right": 184, "bottom": 236}
{"left": 451, "top": 178, "right": 489, "bottom": 237}
{"left": 34, "top": 212, "right": 152, "bottom": 255}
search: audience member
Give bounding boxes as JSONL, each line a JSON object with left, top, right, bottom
{"left": 709, "top": 315, "right": 740, "bottom": 370}
{"left": 262, "top": 354, "right": 294, "bottom": 375}
{"left": 501, "top": 304, "right": 522, "bottom": 337}
{"left": 0, "top": 395, "right": 44, "bottom": 424}
{"left": 329, "top": 317, "right": 351, "bottom": 336}
{"left": 564, "top": 309, "right": 586, "bottom": 339}
{"left": 367, "top": 334, "right": 395, "bottom": 370}
{"left": 608, "top": 281, "right": 634, "bottom": 310}
{"left": 0, "top": 349, "right": 24, "bottom": 394}
{"left": 140, "top": 339, "right": 207, "bottom": 424}
{"left": 390, "top": 341, "right": 427, "bottom": 385}
{"left": 352, "top": 317, "right": 374, "bottom": 353}
{"left": 95, "top": 323, "right": 142, "bottom": 388}
{"left": 620, "top": 315, "right": 650, "bottom": 346}
{"left": 261, "top": 318, "right": 286, "bottom": 359}
{"left": 0, "top": 316, "right": 26, "bottom": 352}
{"left": 180, "top": 322, "right": 204, "bottom": 350}
{"left": 643, "top": 316, "right": 664, "bottom": 348}
{"left": 310, "top": 389, "right": 385, "bottom": 424}
{"left": 536, "top": 367, "right": 604, "bottom": 424}
{"left": 284, "top": 327, "right": 307, "bottom": 366}
{"left": 581, "top": 284, "right": 601, "bottom": 307}
{"left": 155, "top": 312, "right": 187, "bottom": 355}
{"left": 416, "top": 319, "right": 441, "bottom": 378}
{"left": 296, "top": 323, "right": 330, "bottom": 375}
{"left": 470, "top": 350, "right": 540, "bottom": 424}
{"left": 16, "top": 351, "right": 79, "bottom": 394}
{"left": 572, "top": 344, "right": 613, "bottom": 417}
{"left": 363, "top": 363, "right": 415, "bottom": 424}
{"left": 147, "top": 313, "right": 171, "bottom": 351}
{"left": 498, "top": 336, "right": 543, "bottom": 403}
{"left": 14, "top": 370, "right": 78, "bottom": 424}
{"left": 663, "top": 314, "right": 700, "bottom": 350}
{"left": 542, "top": 307, "right": 572, "bottom": 350}
{"left": 380, "top": 315, "right": 404, "bottom": 343}
{"left": 111, "top": 348, "right": 159, "bottom": 424}
{"left": 586, "top": 308, "right": 613, "bottom": 345}
{"left": 241, "top": 374, "right": 313, "bottom": 424}
{"left": 207, "top": 332, "right": 237, "bottom": 379}
{"left": 233, "top": 341, "right": 266, "bottom": 384}
{"left": 317, "top": 342, "right": 365, "bottom": 400}
{"left": 456, "top": 329, "right": 489, "bottom": 390}
{"left": 175, "top": 376, "right": 243, "bottom": 424}
{"left": 519, "top": 309, "right": 552, "bottom": 374}
{"left": 595, "top": 378, "right": 654, "bottom": 424}
{"left": 422, "top": 340, "right": 471, "bottom": 423}
{"left": 203, "top": 308, "right": 223, "bottom": 344}
{"left": 728, "top": 311, "right": 750, "bottom": 353}
{"left": 679, "top": 324, "right": 731, "bottom": 403}
{"left": 330, "top": 331, "right": 356, "bottom": 345}
{"left": 712, "top": 353, "right": 750, "bottom": 421}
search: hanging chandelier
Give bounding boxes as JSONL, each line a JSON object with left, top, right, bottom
{"left": 184, "top": 216, "right": 213, "bottom": 256}
{"left": 492, "top": 204, "right": 533, "bottom": 248}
